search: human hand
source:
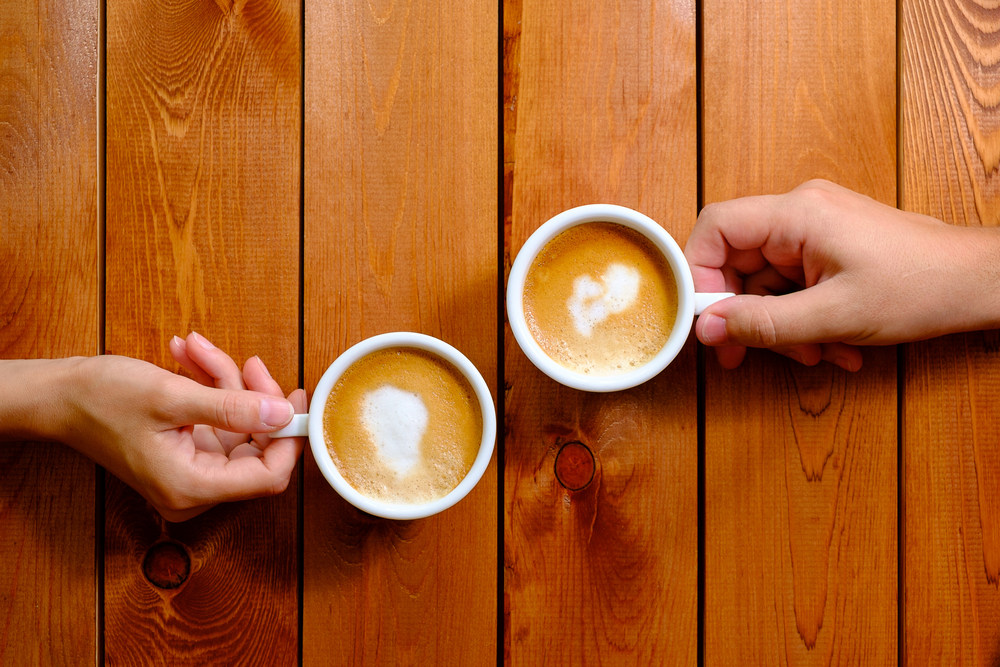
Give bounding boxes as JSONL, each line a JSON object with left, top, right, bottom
{"left": 54, "top": 334, "right": 306, "bottom": 521}
{"left": 685, "top": 179, "right": 1000, "bottom": 370}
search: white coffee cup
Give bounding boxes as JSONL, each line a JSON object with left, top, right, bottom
{"left": 506, "top": 204, "right": 734, "bottom": 392}
{"left": 270, "top": 332, "right": 496, "bottom": 520}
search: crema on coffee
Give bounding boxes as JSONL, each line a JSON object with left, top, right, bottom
{"left": 522, "top": 222, "right": 678, "bottom": 375}
{"left": 323, "top": 347, "right": 482, "bottom": 504}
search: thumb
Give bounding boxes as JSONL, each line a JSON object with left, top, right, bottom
{"left": 174, "top": 384, "right": 295, "bottom": 432}
{"left": 696, "top": 287, "right": 844, "bottom": 348}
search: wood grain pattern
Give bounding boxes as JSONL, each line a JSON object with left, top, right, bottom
{"left": 0, "top": 0, "right": 98, "bottom": 662}
{"left": 505, "top": 0, "right": 698, "bottom": 664}
{"left": 903, "top": 0, "right": 1000, "bottom": 226}
{"left": 105, "top": 487, "right": 298, "bottom": 664}
{"left": 503, "top": 0, "right": 521, "bottom": 285}
{"left": 104, "top": 0, "right": 300, "bottom": 662}
{"left": 504, "top": 0, "right": 520, "bottom": 169}
{"left": 702, "top": 0, "right": 898, "bottom": 663}
{"left": 904, "top": 333, "right": 1000, "bottom": 666}
{"left": 302, "top": 0, "right": 497, "bottom": 664}
{"left": 902, "top": 0, "right": 1000, "bottom": 662}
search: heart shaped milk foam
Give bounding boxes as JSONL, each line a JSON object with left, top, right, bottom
{"left": 360, "top": 385, "right": 428, "bottom": 475}
{"left": 567, "top": 263, "right": 641, "bottom": 336}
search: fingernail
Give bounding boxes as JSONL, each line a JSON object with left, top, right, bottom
{"left": 256, "top": 356, "right": 272, "bottom": 379}
{"left": 260, "top": 398, "right": 293, "bottom": 427}
{"left": 788, "top": 351, "right": 806, "bottom": 365}
{"left": 171, "top": 335, "right": 184, "bottom": 348}
{"left": 192, "top": 332, "right": 214, "bottom": 349}
{"left": 702, "top": 314, "right": 728, "bottom": 345}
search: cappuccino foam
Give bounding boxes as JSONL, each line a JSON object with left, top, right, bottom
{"left": 361, "top": 385, "right": 428, "bottom": 475}
{"left": 323, "top": 347, "right": 482, "bottom": 504}
{"left": 523, "top": 222, "right": 678, "bottom": 375}
{"left": 568, "top": 263, "right": 641, "bottom": 336}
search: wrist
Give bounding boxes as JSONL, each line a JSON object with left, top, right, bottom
{"left": 949, "top": 226, "right": 1000, "bottom": 333}
{"left": 0, "top": 357, "right": 87, "bottom": 442}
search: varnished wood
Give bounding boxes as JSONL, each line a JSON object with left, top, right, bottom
{"left": 104, "top": 0, "right": 300, "bottom": 662}
{"left": 702, "top": 0, "right": 898, "bottom": 663}
{"left": 904, "top": 334, "right": 1000, "bottom": 666}
{"left": 503, "top": 0, "right": 521, "bottom": 284}
{"left": 104, "top": 487, "right": 298, "bottom": 663}
{"left": 902, "top": 0, "right": 1000, "bottom": 662}
{"left": 505, "top": 0, "right": 698, "bottom": 664}
{"left": 302, "top": 0, "right": 498, "bottom": 663}
{"left": 0, "top": 0, "right": 99, "bottom": 662}
{"left": 503, "top": 0, "right": 520, "bottom": 168}
{"left": 505, "top": 352, "right": 698, "bottom": 665}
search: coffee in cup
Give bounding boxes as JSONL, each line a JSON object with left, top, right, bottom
{"left": 522, "top": 221, "right": 678, "bottom": 376}
{"left": 322, "top": 347, "right": 482, "bottom": 504}
{"left": 507, "top": 204, "right": 734, "bottom": 392}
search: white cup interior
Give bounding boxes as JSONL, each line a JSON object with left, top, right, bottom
{"left": 307, "top": 332, "right": 496, "bottom": 520}
{"left": 506, "top": 204, "right": 696, "bottom": 392}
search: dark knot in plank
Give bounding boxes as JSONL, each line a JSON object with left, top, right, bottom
{"left": 555, "top": 441, "right": 595, "bottom": 491}
{"left": 143, "top": 541, "right": 191, "bottom": 589}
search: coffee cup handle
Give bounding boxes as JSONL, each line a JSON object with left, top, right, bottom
{"left": 270, "top": 413, "right": 309, "bottom": 438}
{"left": 694, "top": 292, "right": 736, "bottom": 316}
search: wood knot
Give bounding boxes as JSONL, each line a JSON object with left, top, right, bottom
{"left": 143, "top": 541, "right": 191, "bottom": 589}
{"left": 555, "top": 442, "right": 595, "bottom": 491}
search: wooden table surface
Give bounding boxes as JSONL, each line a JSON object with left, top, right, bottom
{"left": 1, "top": 0, "right": 496, "bottom": 665}
{"left": 4, "top": 0, "right": 1000, "bottom": 665}
{"left": 505, "top": 0, "right": 1000, "bottom": 666}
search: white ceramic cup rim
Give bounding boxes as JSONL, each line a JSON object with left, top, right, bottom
{"left": 506, "top": 204, "right": 698, "bottom": 392}
{"left": 306, "top": 332, "right": 496, "bottom": 520}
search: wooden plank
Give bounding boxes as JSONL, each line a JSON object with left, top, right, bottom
{"left": 302, "top": 0, "right": 498, "bottom": 664}
{"left": 502, "top": 0, "right": 517, "bottom": 641}
{"left": 901, "top": 0, "right": 1000, "bottom": 663}
{"left": 103, "top": 0, "right": 300, "bottom": 662}
{"left": 0, "top": 0, "right": 99, "bottom": 662}
{"left": 503, "top": 0, "right": 521, "bottom": 285}
{"left": 503, "top": 0, "right": 521, "bottom": 168}
{"left": 702, "top": 0, "right": 898, "bottom": 664}
{"left": 505, "top": 0, "right": 698, "bottom": 664}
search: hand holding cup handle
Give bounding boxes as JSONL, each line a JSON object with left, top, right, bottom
{"left": 270, "top": 414, "right": 308, "bottom": 439}
{"left": 694, "top": 292, "right": 737, "bottom": 316}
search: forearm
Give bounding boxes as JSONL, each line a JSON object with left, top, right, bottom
{"left": 915, "top": 224, "right": 1000, "bottom": 339}
{"left": 956, "top": 226, "right": 1000, "bottom": 333}
{"left": 0, "top": 358, "right": 80, "bottom": 442}
{"left": 845, "top": 214, "right": 1000, "bottom": 344}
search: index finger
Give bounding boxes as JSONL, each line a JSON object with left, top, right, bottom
{"left": 182, "top": 332, "right": 247, "bottom": 392}
{"left": 685, "top": 194, "right": 807, "bottom": 292}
